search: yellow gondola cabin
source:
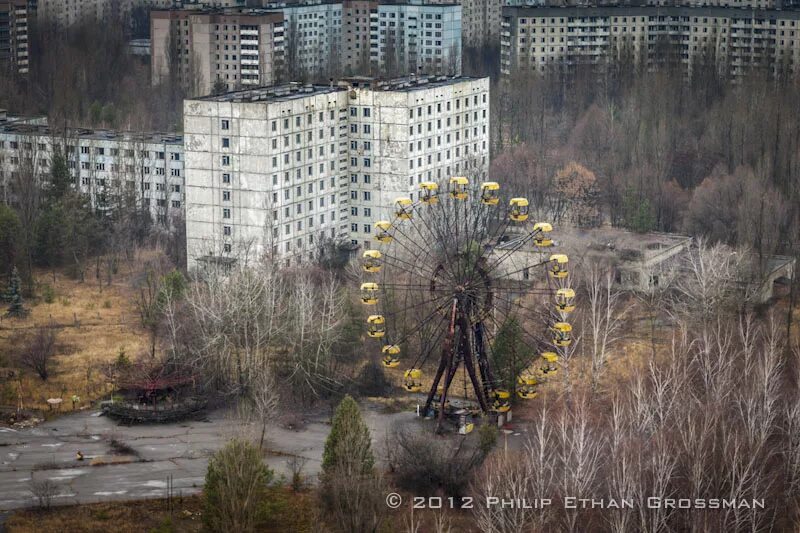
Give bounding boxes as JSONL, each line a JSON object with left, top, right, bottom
{"left": 449, "top": 176, "right": 469, "bottom": 200}
{"left": 509, "top": 198, "right": 529, "bottom": 222}
{"left": 555, "top": 288, "right": 576, "bottom": 313}
{"left": 540, "top": 351, "right": 559, "bottom": 375}
{"left": 549, "top": 254, "right": 569, "bottom": 279}
{"left": 395, "top": 197, "right": 413, "bottom": 219}
{"left": 517, "top": 386, "right": 538, "bottom": 399}
{"left": 381, "top": 345, "right": 400, "bottom": 368}
{"left": 360, "top": 282, "right": 379, "bottom": 305}
{"left": 419, "top": 182, "right": 439, "bottom": 204}
{"left": 552, "top": 323, "right": 572, "bottom": 347}
{"left": 480, "top": 182, "right": 500, "bottom": 205}
{"left": 403, "top": 368, "right": 423, "bottom": 392}
{"left": 375, "top": 221, "right": 392, "bottom": 243}
{"left": 363, "top": 250, "right": 382, "bottom": 273}
{"left": 367, "top": 315, "right": 385, "bottom": 338}
{"left": 533, "top": 222, "right": 553, "bottom": 247}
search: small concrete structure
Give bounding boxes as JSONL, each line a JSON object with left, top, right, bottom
{"left": 494, "top": 226, "right": 795, "bottom": 304}
{"left": 495, "top": 226, "right": 691, "bottom": 292}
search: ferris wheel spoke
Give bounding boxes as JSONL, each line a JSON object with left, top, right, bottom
{"left": 378, "top": 249, "right": 441, "bottom": 281}
{"left": 389, "top": 218, "right": 457, "bottom": 281}
{"left": 484, "top": 307, "right": 548, "bottom": 360}
{"left": 490, "top": 291, "right": 554, "bottom": 330}
{"left": 412, "top": 311, "right": 451, "bottom": 369}
{"left": 489, "top": 259, "right": 551, "bottom": 281}
{"left": 482, "top": 228, "right": 543, "bottom": 278}
{"left": 388, "top": 298, "right": 454, "bottom": 350}
{"left": 417, "top": 199, "right": 463, "bottom": 282}
{"left": 381, "top": 290, "right": 451, "bottom": 322}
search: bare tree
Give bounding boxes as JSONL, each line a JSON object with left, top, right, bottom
{"left": 582, "top": 263, "right": 627, "bottom": 393}
{"left": 15, "top": 325, "right": 57, "bottom": 381}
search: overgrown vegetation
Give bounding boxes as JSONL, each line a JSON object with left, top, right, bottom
{"left": 320, "top": 395, "right": 385, "bottom": 533}
{"left": 203, "top": 439, "right": 276, "bottom": 533}
{"left": 492, "top": 65, "right": 800, "bottom": 263}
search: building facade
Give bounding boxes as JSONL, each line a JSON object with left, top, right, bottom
{"left": 0, "top": 0, "right": 29, "bottom": 76}
{"left": 501, "top": 5, "right": 800, "bottom": 81}
{"left": 152, "top": 1, "right": 463, "bottom": 85}
{"left": 151, "top": 8, "right": 286, "bottom": 95}
{"left": 182, "top": 75, "right": 489, "bottom": 269}
{"left": 281, "top": 0, "right": 343, "bottom": 79}
{"left": 371, "top": 1, "right": 462, "bottom": 76}
{"left": 37, "top": 0, "right": 173, "bottom": 29}
{"left": 344, "top": 75, "right": 489, "bottom": 246}
{"left": 0, "top": 122, "right": 185, "bottom": 227}
{"left": 461, "top": 0, "right": 501, "bottom": 48}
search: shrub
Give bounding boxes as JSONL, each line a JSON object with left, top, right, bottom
{"left": 203, "top": 439, "right": 275, "bottom": 533}
{"left": 388, "top": 423, "right": 487, "bottom": 498}
{"left": 41, "top": 284, "right": 55, "bottom": 304}
{"left": 30, "top": 479, "right": 59, "bottom": 509}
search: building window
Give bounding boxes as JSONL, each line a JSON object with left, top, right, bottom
{"left": 223, "top": 226, "right": 231, "bottom": 236}
{"left": 223, "top": 173, "right": 231, "bottom": 184}
{"left": 223, "top": 208, "right": 231, "bottom": 219}
{"left": 222, "top": 155, "right": 230, "bottom": 166}
{"left": 222, "top": 138, "right": 230, "bottom": 148}
{"left": 221, "top": 119, "right": 230, "bottom": 130}
{"left": 224, "top": 244, "right": 232, "bottom": 252}
{"left": 223, "top": 190, "right": 231, "bottom": 201}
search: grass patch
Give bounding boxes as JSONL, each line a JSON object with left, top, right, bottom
{"left": 6, "top": 488, "right": 319, "bottom": 533}
{"left": 0, "top": 260, "right": 152, "bottom": 412}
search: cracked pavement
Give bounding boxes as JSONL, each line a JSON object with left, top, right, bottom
{"left": 0, "top": 405, "right": 416, "bottom": 510}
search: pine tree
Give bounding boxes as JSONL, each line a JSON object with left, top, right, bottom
{"left": 322, "top": 395, "right": 374, "bottom": 477}
{"left": 5, "top": 266, "right": 26, "bottom": 317}
{"left": 491, "top": 316, "right": 529, "bottom": 396}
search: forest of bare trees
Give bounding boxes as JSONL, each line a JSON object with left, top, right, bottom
{"left": 471, "top": 241, "right": 800, "bottom": 532}
{"left": 490, "top": 64, "right": 800, "bottom": 265}
{"left": 0, "top": 17, "right": 184, "bottom": 132}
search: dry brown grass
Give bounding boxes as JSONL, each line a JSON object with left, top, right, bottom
{"left": 0, "top": 252, "right": 160, "bottom": 413}
{"left": 7, "top": 489, "right": 322, "bottom": 533}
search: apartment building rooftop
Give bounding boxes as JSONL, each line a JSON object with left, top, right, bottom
{"left": 0, "top": 122, "right": 183, "bottom": 144}
{"left": 502, "top": 4, "right": 800, "bottom": 18}
{"left": 195, "top": 82, "right": 347, "bottom": 103}
{"left": 340, "top": 75, "right": 484, "bottom": 91}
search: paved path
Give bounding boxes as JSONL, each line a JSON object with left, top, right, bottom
{"left": 0, "top": 405, "right": 418, "bottom": 511}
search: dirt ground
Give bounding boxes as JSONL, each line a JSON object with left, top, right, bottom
{"left": 0, "top": 254, "right": 155, "bottom": 413}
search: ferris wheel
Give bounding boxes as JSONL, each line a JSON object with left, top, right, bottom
{"left": 359, "top": 177, "right": 576, "bottom": 431}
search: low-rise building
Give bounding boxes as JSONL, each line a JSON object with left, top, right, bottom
{"left": 0, "top": 122, "right": 185, "bottom": 227}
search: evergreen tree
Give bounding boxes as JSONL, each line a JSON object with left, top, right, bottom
{"left": 47, "top": 152, "right": 73, "bottom": 203}
{"left": 0, "top": 205, "right": 21, "bottom": 274}
{"left": 5, "top": 267, "right": 26, "bottom": 317}
{"left": 204, "top": 439, "right": 275, "bottom": 533}
{"left": 491, "top": 316, "right": 530, "bottom": 396}
{"left": 322, "top": 395, "right": 374, "bottom": 477}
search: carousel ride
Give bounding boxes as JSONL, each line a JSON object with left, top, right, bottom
{"left": 359, "top": 177, "right": 576, "bottom": 432}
